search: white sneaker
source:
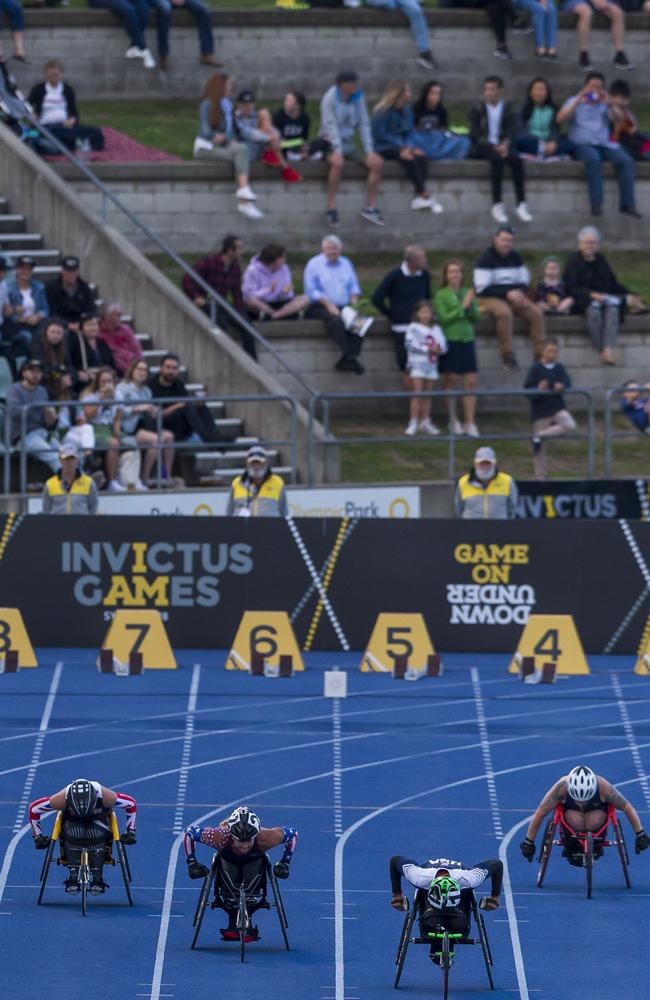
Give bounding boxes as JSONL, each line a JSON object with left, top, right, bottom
{"left": 491, "top": 202, "right": 509, "bottom": 224}
{"left": 135, "top": 479, "right": 149, "bottom": 491}
{"left": 419, "top": 418, "right": 440, "bottom": 436}
{"left": 516, "top": 201, "right": 533, "bottom": 223}
{"left": 448, "top": 418, "right": 463, "bottom": 435}
{"left": 107, "top": 479, "right": 127, "bottom": 493}
{"left": 404, "top": 418, "right": 419, "bottom": 436}
{"left": 238, "top": 201, "right": 264, "bottom": 219}
{"left": 430, "top": 197, "right": 444, "bottom": 215}
{"left": 411, "top": 195, "right": 432, "bottom": 210}
{"left": 464, "top": 423, "right": 480, "bottom": 438}
{"left": 236, "top": 184, "right": 257, "bottom": 201}
{"left": 125, "top": 46, "right": 142, "bottom": 59}
{"left": 142, "top": 48, "right": 156, "bottom": 69}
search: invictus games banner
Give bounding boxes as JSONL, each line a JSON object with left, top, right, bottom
{"left": 515, "top": 479, "right": 648, "bottom": 520}
{"left": 1, "top": 514, "right": 650, "bottom": 653}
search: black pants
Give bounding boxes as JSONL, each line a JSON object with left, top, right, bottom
{"left": 381, "top": 147, "right": 428, "bottom": 195}
{"left": 475, "top": 142, "right": 525, "bottom": 203}
{"left": 210, "top": 306, "right": 258, "bottom": 361}
{"left": 482, "top": 0, "right": 516, "bottom": 44}
{"left": 305, "top": 301, "right": 362, "bottom": 362}
{"left": 37, "top": 124, "right": 105, "bottom": 154}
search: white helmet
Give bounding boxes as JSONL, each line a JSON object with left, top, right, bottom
{"left": 567, "top": 765, "right": 597, "bottom": 802}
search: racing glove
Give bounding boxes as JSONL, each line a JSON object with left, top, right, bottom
{"left": 519, "top": 837, "right": 535, "bottom": 862}
{"left": 187, "top": 858, "right": 210, "bottom": 880}
{"left": 635, "top": 829, "right": 650, "bottom": 854}
{"left": 273, "top": 861, "right": 290, "bottom": 880}
{"left": 121, "top": 829, "right": 137, "bottom": 846}
{"left": 390, "top": 894, "right": 408, "bottom": 911}
{"left": 33, "top": 834, "right": 51, "bottom": 850}
{"left": 480, "top": 896, "right": 500, "bottom": 911}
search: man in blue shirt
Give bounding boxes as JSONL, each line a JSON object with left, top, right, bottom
{"left": 556, "top": 72, "right": 639, "bottom": 219}
{"left": 303, "top": 235, "right": 365, "bottom": 374}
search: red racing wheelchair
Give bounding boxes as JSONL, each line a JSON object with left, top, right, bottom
{"left": 536, "top": 803, "right": 631, "bottom": 898}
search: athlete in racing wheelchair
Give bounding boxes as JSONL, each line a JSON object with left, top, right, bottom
{"left": 184, "top": 805, "right": 297, "bottom": 944}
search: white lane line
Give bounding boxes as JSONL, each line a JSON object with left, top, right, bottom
{"left": 172, "top": 664, "right": 201, "bottom": 836}
{"left": 499, "top": 817, "right": 533, "bottom": 1000}
{"left": 333, "top": 699, "right": 343, "bottom": 838}
{"left": 611, "top": 674, "right": 650, "bottom": 809}
{"left": 13, "top": 662, "right": 63, "bottom": 833}
{"left": 471, "top": 667, "right": 503, "bottom": 840}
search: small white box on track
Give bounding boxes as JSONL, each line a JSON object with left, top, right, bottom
{"left": 324, "top": 669, "right": 348, "bottom": 698}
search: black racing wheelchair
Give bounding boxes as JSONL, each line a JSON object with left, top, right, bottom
{"left": 191, "top": 851, "right": 289, "bottom": 961}
{"left": 37, "top": 810, "right": 134, "bottom": 916}
{"left": 536, "top": 803, "right": 631, "bottom": 899}
{"left": 394, "top": 888, "right": 494, "bottom": 998}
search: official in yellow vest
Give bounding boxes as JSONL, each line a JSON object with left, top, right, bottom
{"left": 455, "top": 446, "right": 518, "bottom": 519}
{"left": 226, "top": 444, "right": 288, "bottom": 517}
{"left": 42, "top": 443, "right": 99, "bottom": 514}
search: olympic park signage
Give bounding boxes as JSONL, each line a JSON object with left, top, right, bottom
{"left": 2, "top": 515, "right": 650, "bottom": 653}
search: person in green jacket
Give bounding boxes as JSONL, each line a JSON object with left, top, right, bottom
{"left": 434, "top": 260, "right": 481, "bottom": 438}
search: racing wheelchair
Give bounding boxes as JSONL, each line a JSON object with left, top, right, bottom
{"left": 536, "top": 803, "right": 631, "bottom": 899}
{"left": 37, "top": 810, "right": 134, "bottom": 915}
{"left": 191, "top": 851, "right": 289, "bottom": 961}
{"left": 394, "top": 888, "right": 494, "bottom": 998}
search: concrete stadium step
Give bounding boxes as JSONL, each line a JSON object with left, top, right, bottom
{"left": 206, "top": 401, "right": 226, "bottom": 419}
{"left": 143, "top": 349, "right": 167, "bottom": 364}
{"left": 135, "top": 333, "right": 153, "bottom": 349}
{"left": 0, "top": 214, "right": 26, "bottom": 234}
{"left": 33, "top": 265, "right": 60, "bottom": 279}
{"left": 0, "top": 197, "right": 8, "bottom": 214}
{"left": 198, "top": 448, "right": 279, "bottom": 470}
{"left": 214, "top": 417, "right": 242, "bottom": 442}
{"left": 0, "top": 233, "right": 45, "bottom": 251}
{"left": 5, "top": 249, "right": 60, "bottom": 265}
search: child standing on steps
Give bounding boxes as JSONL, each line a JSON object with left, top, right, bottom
{"left": 404, "top": 301, "right": 447, "bottom": 436}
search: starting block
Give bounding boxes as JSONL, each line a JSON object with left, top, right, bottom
{"left": 98, "top": 649, "right": 144, "bottom": 676}
{"left": 509, "top": 615, "right": 589, "bottom": 676}
{"left": 248, "top": 650, "right": 294, "bottom": 678}
{"left": 392, "top": 653, "right": 444, "bottom": 681}
{"left": 226, "top": 612, "right": 304, "bottom": 672}
{"left": 514, "top": 654, "right": 557, "bottom": 685}
{"left": 0, "top": 649, "right": 20, "bottom": 673}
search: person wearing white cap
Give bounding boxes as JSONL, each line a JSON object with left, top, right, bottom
{"left": 226, "top": 445, "right": 288, "bottom": 517}
{"left": 454, "top": 445, "right": 518, "bottom": 519}
{"left": 42, "top": 442, "right": 98, "bottom": 514}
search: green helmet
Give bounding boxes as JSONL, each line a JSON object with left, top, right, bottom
{"left": 427, "top": 875, "right": 461, "bottom": 911}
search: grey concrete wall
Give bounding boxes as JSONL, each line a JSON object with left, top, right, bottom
{"left": 12, "top": 10, "right": 650, "bottom": 101}
{"left": 0, "top": 127, "right": 333, "bottom": 481}
{"left": 52, "top": 160, "right": 650, "bottom": 252}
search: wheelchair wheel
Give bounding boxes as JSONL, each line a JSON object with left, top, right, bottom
{"left": 536, "top": 817, "right": 555, "bottom": 888}
{"left": 80, "top": 850, "right": 89, "bottom": 917}
{"left": 473, "top": 901, "right": 495, "bottom": 990}
{"left": 190, "top": 867, "right": 214, "bottom": 949}
{"left": 81, "top": 880, "right": 88, "bottom": 917}
{"left": 37, "top": 838, "right": 56, "bottom": 905}
{"left": 394, "top": 899, "right": 416, "bottom": 989}
{"left": 268, "top": 862, "right": 290, "bottom": 951}
{"left": 440, "top": 932, "right": 450, "bottom": 1000}
{"left": 238, "top": 886, "right": 248, "bottom": 963}
{"left": 122, "top": 843, "right": 133, "bottom": 884}
{"left": 585, "top": 832, "right": 593, "bottom": 899}
{"left": 615, "top": 819, "right": 632, "bottom": 889}
{"left": 116, "top": 842, "right": 134, "bottom": 906}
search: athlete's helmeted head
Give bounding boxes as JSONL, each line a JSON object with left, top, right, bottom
{"left": 427, "top": 875, "right": 461, "bottom": 911}
{"left": 227, "top": 806, "right": 261, "bottom": 843}
{"left": 567, "top": 765, "right": 597, "bottom": 802}
{"left": 67, "top": 778, "right": 98, "bottom": 818}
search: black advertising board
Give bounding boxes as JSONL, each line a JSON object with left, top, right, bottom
{"left": 516, "top": 479, "right": 647, "bottom": 519}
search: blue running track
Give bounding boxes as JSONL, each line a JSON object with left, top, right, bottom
{"left": 0, "top": 651, "right": 648, "bottom": 1000}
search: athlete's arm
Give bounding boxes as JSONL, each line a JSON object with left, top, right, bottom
{"left": 599, "top": 778, "right": 643, "bottom": 833}
{"left": 463, "top": 859, "right": 503, "bottom": 898}
{"left": 101, "top": 786, "right": 137, "bottom": 838}
{"left": 257, "top": 826, "right": 298, "bottom": 860}
{"left": 183, "top": 823, "right": 232, "bottom": 861}
{"left": 525, "top": 778, "right": 567, "bottom": 840}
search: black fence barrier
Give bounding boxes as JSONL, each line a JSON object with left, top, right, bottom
{"left": 515, "top": 479, "right": 648, "bottom": 520}
{"left": 1, "top": 516, "right": 649, "bottom": 654}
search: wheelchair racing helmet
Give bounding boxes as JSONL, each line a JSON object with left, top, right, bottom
{"left": 427, "top": 875, "right": 461, "bottom": 911}
{"left": 226, "top": 806, "right": 261, "bottom": 842}
{"left": 567, "top": 765, "right": 598, "bottom": 802}
{"left": 67, "top": 778, "right": 98, "bottom": 818}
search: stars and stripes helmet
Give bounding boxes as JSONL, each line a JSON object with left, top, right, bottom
{"left": 67, "top": 778, "right": 98, "bottom": 818}
{"left": 226, "top": 806, "right": 261, "bottom": 842}
{"left": 427, "top": 875, "right": 461, "bottom": 911}
{"left": 567, "top": 765, "right": 598, "bottom": 803}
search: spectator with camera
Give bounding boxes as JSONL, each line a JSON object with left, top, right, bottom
{"left": 303, "top": 234, "right": 367, "bottom": 375}
{"left": 620, "top": 382, "right": 650, "bottom": 435}
{"left": 608, "top": 79, "right": 650, "bottom": 161}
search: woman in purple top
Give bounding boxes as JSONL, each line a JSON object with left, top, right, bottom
{"left": 241, "top": 244, "right": 309, "bottom": 321}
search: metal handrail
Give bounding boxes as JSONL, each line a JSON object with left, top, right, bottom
{"left": 307, "top": 387, "right": 596, "bottom": 484}
{"left": 3, "top": 393, "right": 298, "bottom": 493}
{"left": 23, "top": 115, "right": 316, "bottom": 399}
{"left": 603, "top": 385, "right": 650, "bottom": 477}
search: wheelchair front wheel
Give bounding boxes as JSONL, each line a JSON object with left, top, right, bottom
{"left": 394, "top": 901, "right": 416, "bottom": 989}
{"left": 268, "top": 863, "right": 290, "bottom": 951}
{"left": 536, "top": 817, "right": 555, "bottom": 888}
{"left": 238, "top": 886, "right": 248, "bottom": 963}
{"left": 190, "top": 867, "right": 214, "bottom": 949}
{"left": 585, "top": 832, "right": 593, "bottom": 899}
{"left": 440, "top": 931, "right": 450, "bottom": 1000}
{"left": 116, "top": 842, "right": 134, "bottom": 906}
{"left": 37, "top": 838, "right": 56, "bottom": 905}
{"left": 615, "top": 819, "right": 632, "bottom": 888}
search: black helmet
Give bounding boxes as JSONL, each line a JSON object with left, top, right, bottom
{"left": 67, "top": 778, "right": 98, "bottom": 818}
{"left": 226, "top": 806, "right": 261, "bottom": 842}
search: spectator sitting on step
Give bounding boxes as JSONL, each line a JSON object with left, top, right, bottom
{"left": 69, "top": 312, "right": 115, "bottom": 392}
{"left": 371, "top": 80, "right": 442, "bottom": 215}
{"left": 242, "top": 244, "right": 309, "bottom": 321}
{"left": 182, "top": 235, "right": 258, "bottom": 360}
{"left": 371, "top": 244, "right": 431, "bottom": 388}
{"left": 273, "top": 90, "right": 330, "bottom": 162}
{"left": 435, "top": 259, "right": 481, "bottom": 438}
{"left": 533, "top": 256, "right": 574, "bottom": 315}
{"left": 515, "top": 78, "right": 575, "bottom": 161}
{"left": 524, "top": 336, "right": 577, "bottom": 480}
{"left": 403, "top": 300, "right": 447, "bottom": 438}
{"left": 470, "top": 75, "right": 533, "bottom": 226}
{"left": 362, "top": 0, "right": 436, "bottom": 71}
{"left": 481, "top": 0, "right": 518, "bottom": 61}
{"left": 556, "top": 71, "right": 640, "bottom": 219}
{"left": 79, "top": 366, "right": 127, "bottom": 493}
{"left": 319, "top": 69, "right": 385, "bottom": 228}
{"left": 116, "top": 358, "right": 175, "bottom": 485}
{"left": 234, "top": 89, "right": 301, "bottom": 183}
{"left": 194, "top": 73, "right": 263, "bottom": 220}
{"left": 473, "top": 226, "right": 545, "bottom": 371}
{"left": 303, "top": 234, "right": 366, "bottom": 376}
{"left": 143, "top": 0, "right": 221, "bottom": 72}
{"left": 620, "top": 381, "right": 650, "bottom": 435}
{"left": 5, "top": 254, "right": 49, "bottom": 349}
{"left": 0, "top": 254, "right": 31, "bottom": 376}
{"left": 512, "top": 0, "right": 557, "bottom": 60}
{"left": 45, "top": 255, "right": 96, "bottom": 332}
{"left": 608, "top": 79, "right": 650, "bottom": 161}
{"left": 6, "top": 358, "right": 60, "bottom": 474}
{"left": 412, "top": 80, "right": 471, "bottom": 162}
{"left": 42, "top": 441, "right": 99, "bottom": 514}
{"left": 148, "top": 353, "right": 217, "bottom": 471}
{"left": 560, "top": 0, "right": 632, "bottom": 73}
{"left": 0, "top": 0, "right": 29, "bottom": 63}
{"left": 85, "top": 0, "right": 155, "bottom": 69}
{"left": 30, "top": 318, "right": 74, "bottom": 401}
{"left": 28, "top": 60, "right": 105, "bottom": 155}
{"left": 99, "top": 302, "right": 143, "bottom": 375}
{"left": 226, "top": 444, "right": 288, "bottom": 517}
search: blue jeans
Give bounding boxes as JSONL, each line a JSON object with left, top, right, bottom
{"left": 515, "top": 134, "right": 575, "bottom": 157}
{"left": 413, "top": 129, "right": 471, "bottom": 160}
{"left": 0, "top": 0, "right": 25, "bottom": 31}
{"left": 365, "top": 0, "right": 430, "bottom": 53}
{"left": 574, "top": 144, "right": 636, "bottom": 210}
{"left": 514, "top": 0, "right": 557, "bottom": 48}
{"left": 145, "top": 0, "right": 214, "bottom": 56}
{"left": 87, "top": 0, "right": 149, "bottom": 49}
{"left": 22, "top": 428, "right": 60, "bottom": 473}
